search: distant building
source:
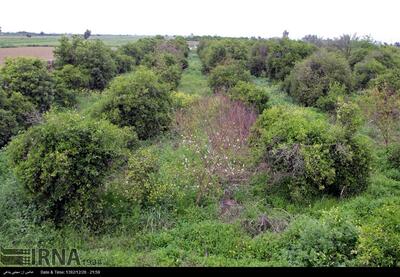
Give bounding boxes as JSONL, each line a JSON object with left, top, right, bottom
{"left": 187, "top": 40, "right": 199, "bottom": 50}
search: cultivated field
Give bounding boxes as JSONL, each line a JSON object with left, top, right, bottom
{"left": 0, "top": 47, "right": 54, "bottom": 64}
{"left": 0, "top": 34, "right": 146, "bottom": 48}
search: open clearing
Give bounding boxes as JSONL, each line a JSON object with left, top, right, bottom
{"left": 0, "top": 47, "right": 54, "bottom": 64}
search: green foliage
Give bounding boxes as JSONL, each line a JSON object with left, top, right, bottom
{"left": 0, "top": 57, "right": 73, "bottom": 111}
{"left": 353, "top": 47, "right": 400, "bottom": 90}
{"left": 353, "top": 57, "right": 386, "bottom": 90}
{"left": 2, "top": 42, "right": 400, "bottom": 267}
{"left": 170, "top": 91, "right": 201, "bottom": 110}
{"left": 369, "top": 68, "right": 400, "bottom": 92}
{"left": 6, "top": 111, "right": 135, "bottom": 228}
{"left": 142, "top": 221, "right": 251, "bottom": 259}
{"left": 208, "top": 61, "right": 251, "bottom": 93}
{"left": 314, "top": 82, "right": 346, "bottom": 112}
{"left": 286, "top": 50, "right": 352, "bottom": 107}
{"left": 229, "top": 81, "right": 269, "bottom": 112}
{"left": 54, "top": 36, "right": 117, "bottom": 90}
{"left": 109, "top": 146, "right": 187, "bottom": 209}
{"left": 356, "top": 201, "right": 400, "bottom": 266}
{"left": 53, "top": 64, "right": 90, "bottom": 90}
{"left": 248, "top": 41, "right": 269, "bottom": 77}
{"left": 265, "top": 38, "right": 315, "bottom": 80}
{"left": 198, "top": 39, "right": 249, "bottom": 73}
{"left": 280, "top": 212, "right": 359, "bottom": 266}
{"left": 250, "top": 105, "right": 371, "bottom": 201}
{"left": 0, "top": 57, "right": 76, "bottom": 147}
{"left": 387, "top": 144, "right": 400, "bottom": 169}
{"left": 120, "top": 37, "right": 159, "bottom": 65}
{"left": 177, "top": 52, "right": 211, "bottom": 96}
{"left": 92, "top": 67, "right": 171, "bottom": 140}
{"left": 0, "top": 109, "right": 18, "bottom": 147}
{"left": 335, "top": 98, "right": 363, "bottom": 136}
{"left": 112, "top": 52, "right": 136, "bottom": 74}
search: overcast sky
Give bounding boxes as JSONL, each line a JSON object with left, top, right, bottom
{"left": 1, "top": 0, "right": 399, "bottom": 43}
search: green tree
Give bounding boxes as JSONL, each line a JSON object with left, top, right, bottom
{"left": 92, "top": 67, "right": 171, "bottom": 140}
{"left": 286, "top": 50, "right": 352, "bottom": 107}
{"left": 6, "top": 111, "right": 135, "bottom": 228}
{"left": 208, "top": 61, "right": 251, "bottom": 93}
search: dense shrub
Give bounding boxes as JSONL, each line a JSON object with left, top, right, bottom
{"left": 358, "top": 85, "right": 400, "bottom": 146}
{"left": 387, "top": 144, "right": 400, "bottom": 169}
{"left": 0, "top": 57, "right": 72, "bottom": 112}
{"left": 208, "top": 61, "right": 251, "bottom": 93}
{"left": 53, "top": 64, "right": 90, "bottom": 90}
{"left": 356, "top": 201, "right": 400, "bottom": 266}
{"left": 142, "top": 53, "right": 183, "bottom": 90}
{"left": 369, "top": 68, "right": 400, "bottom": 92}
{"left": 6, "top": 111, "right": 135, "bottom": 228}
{"left": 54, "top": 36, "right": 117, "bottom": 90}
{"left": 92, "top": 67, "right": 171, "bottom": 140}
{"left": 353, "top": 47, "right": 400, "bottom": 90}
{"left": 76, "top": 40, "right": 117, "bottom": 90}
{"left": 170, "top": 91, "right": 201, "bottom": 110}
{"left": 111, "top": 52, "right": 136, "bottom": 74}
{"left": 250, "top": 105, "right": 371, "bottom": 201}
{"left": 109, "top": 146, "right": 187, "bottom": 208}
{"left": 248, "top": 41, "right": 269, "bottom": 77}
{"left": 119, "top": 38, "right": 165, "bottom": 68}
{"left": 144, "top": 221, "right": 250, "bottom": 259}
{"left": 0, "top": 109, "right": 18, "bottom": 147}
{"left": 199, "top": 39, "right": 249, "bottom": 73}
{"left": 265, "top": 38, "right": 315, "bottom": 80}
{"left": 280, "top": 212, "right": 359, "bottom": 266}
{"left": 353, "top": 57, "right": 386, "bottom": 90}
{"left": 229, "top": 81, "right": 270, "bottom": 112}
{"left": 0, "top": 58, "right": 76, "bottom": 147}
{"left": 286, "top": 50, "right": 352, "bottom": 107}
{"left": 0, "top": 91, "right": 36, "bottom": 147}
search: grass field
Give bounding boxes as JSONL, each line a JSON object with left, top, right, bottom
{"left": 0, "top": 34, "right": 145, "bottom": 48}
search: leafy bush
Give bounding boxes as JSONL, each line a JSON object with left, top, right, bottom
{"left": 353, "top": 57, "right": 386, "bottom": 90}
{"left": 109, "top": 146, "right": 186, "bottom": 208}
{"left": 208, "top": 61, "right": 251, "bottom": 93}
{"left": 358, "top": 85, "right": 400, "bottom": 146}
{"left": 0, "top": 57, "right": 73, "bottom": 112}
{"left": 0, "top": 58, "right": 76, "bottom": 147}
{"left": 54, "top": 36, "right": 117, "bottom": 90}
{"left": 0, "top": 109, "right": 18, "bottom": 147}
{"left": 286, "top": 50, "right": 352, "bottom": 107}
{"left": 170, "top": 91, "right": 201, "bottom": 109}
{"left": 143, "top": 221, "right": 251, "bottom": 259}
{"left": 250, "top": 105, "right": 371, "bottom": 201}
{"left": 229, "top": 81, "right": 270, "bottom": 112}
{"left": 120, "top": 37, "right": 160, "bottom": 65}
{"left": 387, "top": 144, "right": 400, "bottom": 169}
{"left": 112, "top": 52, "right": 135, "bottom": 74}
{"left": 265, "top": 38, "right": 315, "bottom": 80}
{"left": 248, "top": 41, "right": 269, "bottom": 77}
{"left": 92, "top": 67, "right": 171, "bottom": 140}
{"left": 314, "top": 82, "right": 346, "bottom": 112}
{"left": 280, "top": 212, "right": 359, "bottom": 266}
{"left": 6, "top": 111, "right": 135, "bottom": 228}
{"left": 0, "top": 91, "right": 36, "bottom": 147}
{"left": 353, "top": 47, "right": 400, "bottom": 90}
{"left": 199, "top": 39, "right": 248, "bottom": 73}
{"left": 356, "top": 201, "right": 400, "bottom": 266}
{"left": 369, "top": 68, "right": 400, "bottom": 92}
{"left": 53, "top": 64, "right": 90, "bottom": 90}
